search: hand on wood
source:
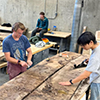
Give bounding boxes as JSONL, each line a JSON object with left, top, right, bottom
{"left": 20, "top": 61, "right": 28, "bottom": 67}
{"left": 27, "top": 60, "right": 33, "bottom": 66}
{"left": 59, "top": 81, "right": 71, "bottom": 86}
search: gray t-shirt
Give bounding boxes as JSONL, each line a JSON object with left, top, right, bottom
{"left": 86, "top": 44, "right": 100, "bottom": 83}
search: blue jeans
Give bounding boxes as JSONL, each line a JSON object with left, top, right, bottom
{"left": 90, "top": 83, "right": 100, "bottom": 100}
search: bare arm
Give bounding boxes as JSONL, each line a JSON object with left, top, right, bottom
{"left": 72, "top": 70, "right": 91, "bottom": 83}
{"left": 59, "top": 70, "right": 92, "bottom": 86}
{"left": 4, "top": 52, "right": 28, "bottom": 67}
{"left": 26, "top": 47, "right": 32, "bottom": 61}
{"left": 4, "top": 52, "right": 18, "bottom": 64}
{"left": 26, "top": 47, "right": 33, "bottom": 66}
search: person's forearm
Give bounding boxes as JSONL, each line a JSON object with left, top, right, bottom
{"left": 72, "top": 71, "right": 91, "bottom": 84}
{"left": 6, "top": 57, "right": 18, "bottom": 64}
{"left": 27, "top": 51, "right": 32, "bottom": 61}
{"left": 72, "top": 74, "right": 87, "bottom": 84}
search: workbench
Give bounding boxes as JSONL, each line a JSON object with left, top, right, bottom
{"left": 29, "top": 31, "right": 71, "bottom": 52}
{"left": 0, "top": 32, "right": 11, "bottom": 41}
{"left": 30, "top": 42, "right": 56, "bottom": 66}
{"left": 0, "top": 26, "right": 57, "bottom": 68}
{"left": 0, "top": 50, "right": 7, "bottom": 70}
{"left": 0, "top": 51, "right": 90, "bottom": 100}
{"left": 30, "top": 42, "right": 56, "bottom": 55}
{"left": 0, "top": 42, "right": 56, "bottom": 69}
{"left": 0, "top": 26, "right": 12, "bottom": 33}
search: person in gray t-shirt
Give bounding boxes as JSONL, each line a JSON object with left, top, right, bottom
{"left": 59, "top": 31, "right": 100, "bottom": 100}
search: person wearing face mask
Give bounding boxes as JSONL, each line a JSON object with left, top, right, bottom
{"left": 31, "top": 12, "right": 49, "bottom": 38}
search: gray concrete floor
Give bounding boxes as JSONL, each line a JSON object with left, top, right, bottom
{"left": 0, "top": 68, "right": 9, "bottom": 86}
{"left": 0, "top": 50, "right": 57, "bottom": 86}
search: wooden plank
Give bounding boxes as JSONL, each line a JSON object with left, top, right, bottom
{"left": 29, "top": 31, "right": 71, "bottom": 38}
{"left": 0, "top": 32, "right": 11, "bottom": 36}
{"left": 0, "top": 62, "right": 7, "bottom": 69}
{"left": 24, "top": 54, "right": 89, "bottom": 100}
{"left": 0, "top": 50, "right": 5, "bottom": 60}
{"left": 78, "top": 26, "right": 87, "bottom": 54}
{"left": 44, "top": 31, "right": 71, "bottom": 38}
{"left": 0, "top": 52, "right": 81, "bottom": 100}
{"left": 71, "top": 79, "right": 89, "bottom": 100}
{"left": 0, "top": 36, "right": 6, "bottom": 41}
{"left": 30, "top": 43, "right": 55, "bottom": 55}
{"left": 0, "top": 50, "right": 7, "bottom": 69}
{"left": 82, "top": 49, "right": 92, "bottom": 55}
{"left": 96, "top": 30, "right": 100, "bottom": 41}
{"left": 0, "top": 26, "right": 12, "bottom": 32}
{"left": 0, "top": 32, "right": 11, "bottom": 40}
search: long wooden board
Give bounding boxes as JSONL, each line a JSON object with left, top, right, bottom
{"left": 30, "top": 42, "right": 56, "bottom": 55}
{"left": 96, "top": 30, "right": 100, "bottom": 41}
{"left": 0, "top": 50, "right": 7, "bottom": 69}
{"left": 24, "top": 54, "right": 89, "bottom": 100}
{"left": 0, "top": 62, "right": 7, "bottom": 69}
{"left": 0, "top": 26, "right": 12, "bottom": 32}
{"left": 29, "top": 31, "right": 71, "bottom": 38}
{"left": 0, "top": 50, "right": 5, "bottom": 60}
{"left": 0, "top": 32, "right": 11, "bottom": 40}
{"left": 0, "top": 52, "right": 81, "bottom": 100}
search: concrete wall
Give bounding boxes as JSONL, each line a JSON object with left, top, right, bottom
{"left": 0, "top": 0, "right": 75, "bottom": 32}
{"left": 69, "top": 0, "right": 100, "bottom": 52}
{"left": 81, "top": 0, "right": 100, "bottom": 34}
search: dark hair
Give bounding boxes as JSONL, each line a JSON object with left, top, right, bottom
{"left": 40, "top": 12, "right": 45, "bottom": 16}
{"left": 77, "top": 31, "right": 97, "bottom": 46}
{"left": 12, "top": 22, "right": 26, "bottom": 32}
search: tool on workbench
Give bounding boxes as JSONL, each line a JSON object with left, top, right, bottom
{"left": 29, "top": 36, "right": 42, "bottom": 45}
{"left": 48, "top": 28, "right": 50, "bottom": 31}
{"left": 42, "top": 38, "right": 50, "bottom": 45}
{"left": 74, "top": 59, "right": 89, "bottom": 69}
{"left": 46, "top": 58, "right": 50, "bottom": 62}
{"left": 58, "top": 90, "right": 67, "bottom": 94}
{"left": 59, "top": 53, "right": 69, "bottom": 58}
{"left": 35, "top": 41, "right": 46, "bottom": 48}
{"left": 27, "top": 64, "right": 30, "bottom": 68}
{"left": 48, "top": 31, "right": 54, "bottom": 34}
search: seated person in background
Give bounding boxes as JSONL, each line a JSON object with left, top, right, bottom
{"left": 31, "top": 12, "right": 49, "bottom": 38}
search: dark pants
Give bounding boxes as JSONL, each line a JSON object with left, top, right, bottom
{"left": 31, "top": 28, "right": 47, "bottom": 38}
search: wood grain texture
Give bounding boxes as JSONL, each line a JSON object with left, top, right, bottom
{"left": 0, "top": 50, "right": 5, "bottom": 60}
{"left": 0, "top": 26, "right": 12, "bottom": 32}
{"left": 30, "top": 43, "right": 55, "bottom": 55}
{"left": 0, "top": 50, "right": 7, "bottom": 69}
{"left": 29, "top": 31, "right": 71, "bottom": 38}
{"left": 0, "top": 32, "right": 11, "bottom": 40}
{"left": 24, "top": 54, "right": 89, "bottom": 100}
{"left": 0, "top": 52, "right": 89, "bottom": 100}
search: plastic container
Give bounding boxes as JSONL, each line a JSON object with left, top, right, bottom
{"left": 53, "top": 26, "right": 57, "bottom": 31}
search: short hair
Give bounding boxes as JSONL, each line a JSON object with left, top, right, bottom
{"left": 12, "top": 22, "right": 26, "bottom": 32}
{"left": 77, "top": 31, "right": 97, "bottom": 46}
{"left": 40, "top": 12, "right": 45, "bottom": 16}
